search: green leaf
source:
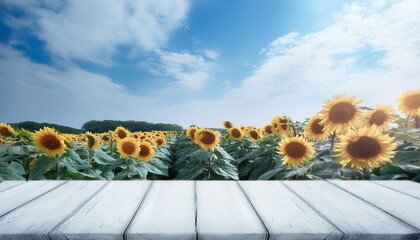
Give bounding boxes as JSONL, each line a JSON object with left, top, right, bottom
{"left": 391, "top": 151, "right": 420, "bottom": 163}
{"left": 0, "top": 144, "right": 9, "bottom": 157}
{"left": 8, "top": 145, "right": 33, "bottom": 155}
{"left": 29, "top": 156, "right": 58, "bottom": 180}
{"left": 210, "top": 159, "right": 239, "bottom": 180}
{"left": 370, "top": 173, "right": 409, "bottom": 180}
{"left": 175, "top": 161, "right": 206, "bottom": 180}
{"left": 0, "top": 162, "right": 26, "bottom": 180}
{"left": 93, "top": 149, "right": 117, "bottom": 165}
{"left": 380, "top": 164, "right": 405, "bottom": 175}
{"left": 258, "top": 167, "right": 285, "bottom": 180}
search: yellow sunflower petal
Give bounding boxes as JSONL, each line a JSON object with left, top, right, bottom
{"left": 335, "top": 126, "right": 397, "bottom": 169}
{"left": 32, "top": 127, "right": 67, "bottom": 157}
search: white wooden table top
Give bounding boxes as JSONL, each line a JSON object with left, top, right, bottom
{"left": 0, "top": 180, "right": 419, "bottom": 240}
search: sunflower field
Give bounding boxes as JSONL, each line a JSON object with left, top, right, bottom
{"left": 1, "top": 90, "right": 420, "bottom": 182}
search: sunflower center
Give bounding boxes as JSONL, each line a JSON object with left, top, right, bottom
{"left": 265, "top": 125, "right": 272, "bottom": 134}
{"left": 249, "top": 130, "right": 259, "bottom": 139}
{"left": 273, "top": 123, "right": 278, "bottom": 128}
{"left": 189, "top": 129, "right": 197, "bottom": 140}
{"left": 369, "top": 111, "right": 388, "bottom": 126}
{"left": 117, "top": 130, "right": 127, "bottom": 139}
{"left": 285, "top": 142, "right": 306, "bottom": 158}
{"left": 0, "top": 127, "right": 13, "bottom": 136}
{"left": 201, "top": 131, "right": 216, "bottom": 145}
{"left": 346, "top": 136, "right": 381, "bottom": 159}
{"left": 329, "top": 102, "right": 356, "bottom": 123}
{"left": 404, "top": 94, "right": 420, "bottom": 109}
{"left": 139, "top": 145, "right": 150, "bottom": 157}
{"left": 224, "top": 121, "right": 233, "bottom": 128}
{"left": 231, "top": 129, "right": 241, "bottom": 138}
{"left": 280, "top": 119, "right": 288, "bottom": 130}
{"left": 156, "top": 138, "right": 164, "bottom": 146}
{"left": 121, "top": 142, "right": 136, "bottom": 155}
{"left": 41, "top": 135, "right": 61, "bottom": 150}
{"left": 310, "top": 119, "right": 324, "bottom": 134}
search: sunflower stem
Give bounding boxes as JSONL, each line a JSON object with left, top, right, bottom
{"left": 330, "top": 131, "right": 336, "bottom": 152}
{"left": 362, "top": 167, "right": 371, "bottom": 180}
{"left": 415, "top": 116, "right": 420, "bottom": 128}
{"left": 290, "top": 122, "right": 298, "bottom": 137}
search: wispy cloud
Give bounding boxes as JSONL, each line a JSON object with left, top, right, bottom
{"left": 2, "top": 0, "right": 190, "bottom": 64}
{"left": 220, "top": 0, "right": 420, "bottom": 123}
{"left": 153, "top": 50, "right": 216, "bottom": 91}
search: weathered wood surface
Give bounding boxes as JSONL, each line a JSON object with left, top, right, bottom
{"left": 0, "top": 180, "right": 25, "bottom": 192}
{"left": 239, "top": 181, "right": 342, "bottom": 240}
{"left": 0, "top": 180, "right": 419, "bottom": 240}
{"left": 196, "top": 181, "right": 267, "bottom": 240}
{"left": 126, "top": 181, "right": 196, "bottom": 240}
{"left": 373, "top": 180, "right": 420, "bottom": 200}
{"left": 0, "top": 181, "right": 107, "bottom": 240}
{"left": 284, "top": 181, "right": 419, "bottom": 240}
{"left": 330, "top": 180, "right": 420, "bottom": 231}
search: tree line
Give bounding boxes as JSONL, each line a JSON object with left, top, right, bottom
{"left": 10, "top": 120, "right": 183, "bottom": 134}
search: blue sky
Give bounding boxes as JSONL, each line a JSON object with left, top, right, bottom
{"left": 1, "top": 0, "right": 419, "bottom": 129}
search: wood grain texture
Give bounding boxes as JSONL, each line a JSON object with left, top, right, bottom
{"left": 0, "top": 181, "right": 66, "bottom": 217}
{"left": 0, "top": 181, "right": 25, "bottom": 192}
{"left": 50, "top": 181, "right": 151, "bottom": 240}
{"left": 330, "top": 180, "right": 420, "bottom": 231}
{"left": 0, "top": 181, "right": 107, "bottom": 240}
{"left": 126, "top": 181, "right": 196, "bottom": 240}
{"left": 283, "top": 181, "right": 419, "bottom": 240}
{"left": 239, "top": 181, "right": 342, "bottom": 240}
{"left": 196, "top": 181, "right": 267, "bottom": 240}
{"left": 373, "top": 181, "right": 420, "bottom": 200}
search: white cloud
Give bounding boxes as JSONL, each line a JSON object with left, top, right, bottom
{"left": 0, "top": 44, "right": 165, "bottom": 127}
{"left": 216, "top": 0, "right": 420, "bottom": 125}
{"left": 2, "top": 0, "right": 190, "bottom": 64}
{"left": 154, "top": 50, "right": 215, "bottom": 91}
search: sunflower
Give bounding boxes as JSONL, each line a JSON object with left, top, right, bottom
{"left": 364, "top": 105, "right": 396, "bottom": 131}
{"left": 116, "top": 137, "right": 140, "bottom": 158}
{"left": 271, "top": 116, "right": 291, "bottom": 136}
{"left": 114, "top": 126, "right": 129, "bottom": 140}
{"left": 0, "top": 123, "right": 15, "bottom": 137}
{"left": 263, "top": 124, "right": 273, "bottom": 135}
{"left": 398, "top": 89, "right": 420, "bottom": 117}
{"left": 155, "top": 136, "right": 166, "bottom": 147}
{"left": 186, "top": 126, "right": 199, "bottom": 141}
{"left": 319, "top": 94, "right": 363, "bottom": 133}
{"left": 246, "top": 128, "right": 262, "bottom": 141}
{"left": 228, "top": 127, "right": 244, "bottom": 140}
{"left": 194, "top": 129, "right": 221, "bottom": 151}
{"left": 32, "top": 127, "right": 67, "bottom": 157}
{"left": 304, "top": 114, "right": 330, "bottom": 141}
{"left": 335, "top": 127, "right": 397, "bottom": 169}
{"left": 222, "top": 121, "right": 234, "bottom": 129}
{"left": 137, "top": 142, "right": 155, "bottom": 162}
{"left": 84, "top": 132, "right": 100, "bottom": 150}
{"left": 100, "top": 133, "right": 111, "bottom": 143}
{"left": 277, "top": 136, "right": 315, "bottom": 168}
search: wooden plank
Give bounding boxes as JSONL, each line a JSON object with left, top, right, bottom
{"left": 50, "top": 181, "right": 151, "bottom": 240}
{"left": 330, "top": 180, "right": 420, "bottom": 231}
{"left": 283, "top": 181, "right": 419, "bottom": 240}
{"left": 126, "top": 181, "right": 196, "bottom": 240}
{"left": 0, "top": 181, "right": 107, "bottom": 240}
{"left": 0, "top": 181, "right": 65, "bottom": 217}
{"left": 240, "top": 181, "right": 342, "bottom": 240}
{"left": 373, "top": 181, "right": 420, "bottom": 200}
{"left": 196, "top": 181, "right": 267, "bottom": 240}
{"left": 0, "top": 181, "right": 25, "bottom": 192}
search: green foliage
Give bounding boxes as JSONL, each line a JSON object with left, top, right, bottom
{"left": 1, "top": 125, "right": 419, "bottom": 182}
{"left": 81, "top": 120, "right": 183, "bottom": 133}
